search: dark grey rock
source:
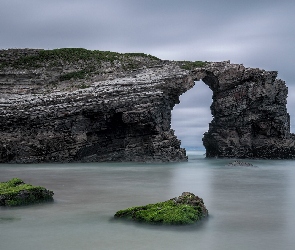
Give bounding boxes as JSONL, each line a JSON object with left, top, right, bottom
{"left": 227, "top": 161, "right": 257, "bottom": 167}
{"left": 194, "top": 61, "right": 295, "bottom": 159}
{"left": 170, "top": 192, "right": 208, "bottom": 217}
{"left": 0, "top": 49, "right": 295, "bottom": 163}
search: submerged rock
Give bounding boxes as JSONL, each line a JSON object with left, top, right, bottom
{"left": 227, "top": 160, "right": 257, "bottom": 167}
{"left": 114, "top": 192, "right": 208, "bottom": 225}
{"left": 0, "top": 178, "right": 54, "bottom": 206}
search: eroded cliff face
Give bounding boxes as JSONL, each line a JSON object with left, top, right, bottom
{"left": 0, "top": 49, "right": 193, "bottom": 163}
{"left": 193, "top": 61, "right": 295, "bottom": 159}
{"left": 0, "top": 49, "right": 294, "bottom": 163}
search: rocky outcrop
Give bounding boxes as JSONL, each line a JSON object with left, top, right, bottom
{"left": 0, "top": 49, "right": 295, "bottom": 163}
{"left": 114, "top": 192, "right": 208, "bottom": 225}
{"left": 0, "top": 49, "right": 190, "bottom": 163}
{"left": 192, "top": 61, "right": 295, "bottom": 159}
{"left": 227, "top": 161, "right": 257, "bottom": 167}
{"left": 0, "top": 178, "right": 54, "bottom": 206}
{"left": 170, "top": 192, "right": 208, "bottom": 217}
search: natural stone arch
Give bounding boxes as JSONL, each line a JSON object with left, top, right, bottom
{"left": 189, "top": 61, "right": 295, "bottom": 159}
{"left": 171, "top": 79, "right": 212, "bottom": 150}
{"left": 1, "top": 48, "right": 295, "bottom": 163}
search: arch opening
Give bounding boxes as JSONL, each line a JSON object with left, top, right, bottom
{"left": 171, "top": 80, "right": 213, "bottom": 153}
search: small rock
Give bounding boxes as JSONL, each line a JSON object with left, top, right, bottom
{"left": 227, "top": 160, "right": 257, "bottom": 167}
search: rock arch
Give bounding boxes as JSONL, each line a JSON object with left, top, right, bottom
{"left": 0, "top": 49, "right": 295, "bottom": 162}
{"left": 190, "top": 61, "right": 295, "bottom": 158}
{"left": 171, "top": 79, "right": 212, "bottom": 150}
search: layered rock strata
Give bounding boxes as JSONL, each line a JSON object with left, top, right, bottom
{"left": 193, "top": 61, "right": 295, "bottom": 159}
{"left": 0, "top": 49, "right": 295, "bottom": 163}
{"left": 0, "top": 49, "right": 191, "bottom": 163}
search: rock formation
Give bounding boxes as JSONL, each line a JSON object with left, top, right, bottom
{"left": 0, "top": 48, "right": 294, "bottom": 163}
{"left": 114, "top": 192, "right": 208, "bottom": 225}
{"left": 192, "top": 61, "right": 295, "bottom": 159}
{"left": 226, "top": 161, "right": 257, "bottom": 167}
{"left": 0, "top": 49, "right": 189, "bottom": 163}
{"left": 0, "top": 178, "right": 54, "bottom": 206}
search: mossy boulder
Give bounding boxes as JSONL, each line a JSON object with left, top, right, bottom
{"left": 114, "top": 192, "right": 208, "bottom": 225}
{"left": 0, "top": 178, "right": 54, "bottom": 206}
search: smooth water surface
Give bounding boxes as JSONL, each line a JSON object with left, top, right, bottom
{"left": 1, "top": 151, "right": 295, "bottom": 250}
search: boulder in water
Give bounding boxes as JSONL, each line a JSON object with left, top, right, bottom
{"left": 0, "top": 178, "right": 54, "bottom": 206}
{"left": 114, "top": 192, "right": 208, "bottom": 225}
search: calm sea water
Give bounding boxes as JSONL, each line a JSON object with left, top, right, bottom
{"left": 1, "top": 151, "right": 295, "bottom": 250}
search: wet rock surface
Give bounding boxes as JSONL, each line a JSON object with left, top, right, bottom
{"left": 0, "top": 49, "right": 190, "bottom": 163}
{"left": 0, "top": 178, "right": 54, "bottom": 206}
{"left": 0, "top": 49, "right": 295, "bottom": 162}
{"left": 193, "top": 61, "right": 295, "bottom": 159}
{"left": 114, "top": 192, "right": 208, "bottom": 225}
{"left": 170, "top": 192, "right": 208, "bottom": 217}
{"left": 227, "top": 160, "right": 257, "bottom": 167}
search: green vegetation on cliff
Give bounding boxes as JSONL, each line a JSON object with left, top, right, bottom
{"left": 0, "top": 48, "right": 161, "bottom": 83}
{"left": 180, "top": 60, "right": 208, "bottom": 70}
{"left": 14, "top": 49, "right": 157, "bottom": 67}
{"left": 0, "top": 178, "right": 54, "bottom": 206}
{"left": 0, "top": 48, "right": 208, "bottom": 86}
{"left": 114, "top": 192, "right": 208, "bottom": 225}
{"left": 0, "top": 48, "right": 208, "bottom": 94}
{"left": 2, "top": 48, "right": 159, "bottom": 70}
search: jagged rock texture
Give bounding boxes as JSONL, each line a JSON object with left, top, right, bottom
{"left": 0, "top": 49, "right": 295, "bottom": 163}
{"left": 114, "top": 192, "right": 208, "bottom": 225}
{"left": 0, "top": 49, "right": 190, "bottom": 163}
{"left": 192, "top": 61, "right": 295, "bottom": 159}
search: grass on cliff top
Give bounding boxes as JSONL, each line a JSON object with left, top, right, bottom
{"left": 5, "top": 48, "right": 160, "bottom": 69}
{"left": 0, "top": 48, "right": 208, "bottom": 83}
{"left": 0, "top": 178, "right": 54, "bottom": 206}
{"left": 0, "top": 48, "right": 161, "bottom": 82}
{"left": 114, "top": 200, "right": 204, "bottom": 225}
{"left": 180, "top": 60, "right": 208, "bottom": 70}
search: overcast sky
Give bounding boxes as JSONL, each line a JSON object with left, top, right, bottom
{"left": 1, "top": 0, "right": 295, "bottom": 149}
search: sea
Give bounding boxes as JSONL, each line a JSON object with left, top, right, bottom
{"left": 1, "top": 150, "right": 295, "bottom": 250}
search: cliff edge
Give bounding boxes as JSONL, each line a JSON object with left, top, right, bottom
{"left": 0, "top": 48, "right": 294, "bottom": 163}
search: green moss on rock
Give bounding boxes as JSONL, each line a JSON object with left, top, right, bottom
{"left": 6, "top": 48, "right": 161, "bottom": 71}
{"left": 180, "top": 60, "right": 208, "bottom": 70}
{"left": 114, "top": 192, "right": 208, "bottom": 225}
{"left": 0, "top": 178, "right": 54, "bottom": 206}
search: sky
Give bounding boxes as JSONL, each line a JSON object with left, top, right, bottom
{"left": 1, "top": 0, "right": 295, "bottom": 149}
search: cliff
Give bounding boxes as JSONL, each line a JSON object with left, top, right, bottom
{"left": 192, "top": 61, "right": 295, "bottom": 158}
{"left": 0, "top": 48, "right": 294, "bottom": 163}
